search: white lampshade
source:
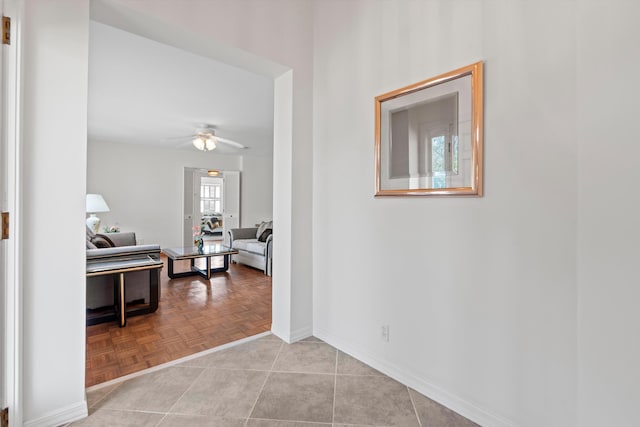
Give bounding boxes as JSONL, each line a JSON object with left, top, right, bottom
{"left": 86, "top": 194, "right": 110, "bottom": 233}
{"left": 86, "top": 194, "right": 110, "bottom": 213}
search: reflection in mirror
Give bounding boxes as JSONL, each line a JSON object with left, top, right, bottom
{"left": 375, "top": 62, "right": 483, "bottom": 196}
{"left": 390, "top": 93, "right": 459, "bottom": 185}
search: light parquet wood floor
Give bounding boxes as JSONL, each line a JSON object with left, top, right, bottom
{"left": 85, "top": 255, "right": 272, "bottom": 387}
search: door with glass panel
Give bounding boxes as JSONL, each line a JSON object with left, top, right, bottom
{"left": 183, "top": 168, "right": 240, "bottom": 247}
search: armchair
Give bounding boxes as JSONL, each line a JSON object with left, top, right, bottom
{"left": 228, "top": 221, "right": 273, "bottom": 276}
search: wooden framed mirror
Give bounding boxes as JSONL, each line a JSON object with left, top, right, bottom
{"left": 375, "top": 61, "right": 483, "bottom": 196}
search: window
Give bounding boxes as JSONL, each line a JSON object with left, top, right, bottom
{"left": 431, "top": 135, "right": 447, "bottom": 189}
{"left": 201, "top": 182, "right": 222, "bottom": 213}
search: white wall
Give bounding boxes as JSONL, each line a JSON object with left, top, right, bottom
{"left": 577, "top": 1, "right": 640, "bottom": 426}
{"left": 313, "top": 1, "right": 577, "bottom": 426}
{"left": 87, "top": 139, "right": 256, "bottom": 248}
{"left": 20, "top": 0, "right": 89, "bottom": 424}
{"left": 241, "top": 155, "right": 273, "bottom": 227}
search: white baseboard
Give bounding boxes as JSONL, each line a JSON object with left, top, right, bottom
{"left": 314, "top": 327, "right": 514, "bottom": 427}
{"left": 271, "top": 324, "right": 313, "bottom": 343}
{"left": 289, "top": 324, "right": 313, "bottom": 342}
{"left": 23, "top": 400, "right": 87, "bottom": 427}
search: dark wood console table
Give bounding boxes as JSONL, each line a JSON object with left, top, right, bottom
{"left": 86, "top": 255, "right": 163, "bottom": 327}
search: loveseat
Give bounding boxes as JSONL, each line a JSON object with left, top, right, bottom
{"left": 86, "top": 228, "right": 162, "bottom": 325}
{"left": 228, "top": 221, "right": 273, "bottom": 276}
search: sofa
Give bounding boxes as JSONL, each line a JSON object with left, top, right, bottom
{"left": 86, "top": 228, "right": 162, "bottom": 324}
{"left": 201, "top": 213, "right": 223, "bottom": 237}
{"left": 228, "top": 221, "right": 273, "bottom": 276}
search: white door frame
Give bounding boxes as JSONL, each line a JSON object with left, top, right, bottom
{"left": 192, "top": 169, "right": 207, "bottom": 233}
{"left": 221, "top": 170, "right": 240, "bottom": 246}
{"left": 1, "top": 0, "right": 22, "bottom": 425}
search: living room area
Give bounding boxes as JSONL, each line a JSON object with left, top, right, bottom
{"left": 84, "top": 19, "right": 275, "bottom": 385}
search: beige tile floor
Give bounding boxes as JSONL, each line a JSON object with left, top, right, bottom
{"left": 73, "top": 335, "right": 478, "bottom": 427}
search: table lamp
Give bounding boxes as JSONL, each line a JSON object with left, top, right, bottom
{"left": 86, "top": 194, "right": 110, "bottom": 233}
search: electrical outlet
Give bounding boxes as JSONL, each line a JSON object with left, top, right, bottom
{"left": 381, "top": 325, "right": 390, "bottom": 342}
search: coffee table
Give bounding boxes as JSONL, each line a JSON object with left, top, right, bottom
{"left": 162, "top": 243, "right": 238, "bottom": 280}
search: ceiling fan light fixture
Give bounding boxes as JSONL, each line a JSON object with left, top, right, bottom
{"left": 192, "top": 136, "right": 205, "bottom": 151}
{"left": 192, "top": 135, "right": 216, "bottom": 151}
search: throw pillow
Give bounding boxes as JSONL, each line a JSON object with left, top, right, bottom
{"left": 86, "top": 239, "right": 97, "bottom": 249}
{"left": 258, "top": 228, "right": 272, "bottom": 242}
{"left": 91, "top": 234, "right": 115, "bottom": 248}
{"left": 256, "top": 221, "right": 269, "bottom": 239}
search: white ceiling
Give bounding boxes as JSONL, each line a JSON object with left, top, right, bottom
{"left": 88, "top": 21, "right": 274, "bottom": 156}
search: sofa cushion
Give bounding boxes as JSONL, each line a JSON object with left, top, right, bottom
{"left": 232, "top": 239, "right": 266, "bottom": 256}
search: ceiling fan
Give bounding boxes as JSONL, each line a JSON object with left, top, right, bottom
{"left": 166, "top": 124, "right": 248, "bottom": 152}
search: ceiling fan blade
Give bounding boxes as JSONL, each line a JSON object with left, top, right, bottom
{"left": 176, "top": 139, "right": 194, "bottom": 148}
{"left": 163, "top": 125, "right": 248, "bottom": 150}
{"left": 163, "top": 134, "right": 195, "bottom": 141}
{"left": 216, "top": 136, "right": 248, "bottom": 149}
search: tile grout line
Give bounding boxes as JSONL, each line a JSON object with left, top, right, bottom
{"left": 163, "top": 366, "right": 208, "bottom": 416}
{"left": 407, "top": 385, "right": 422, "bottom": 427}
{"left": 86, "top": 383, "right": 123, "bottom": 411}
{"left": 268, "top": 340, "right": 285, "bottom": 371}
{"left": 250, "top": 416, "right": 333, "bottom": 425}
{"left": 243, "top": 340, "right": 284, "bottom": 427}
{"left": 87, "top": 408, "right": 170, "bottom": 416}
{"left": 332, "top": 349, "right": 338, "bottom": 425}
{"left": 173, "top": 365, "right": 360, "bottom": 376}
{"left": 153, "top": 412, "right": 169, "bottom": 427}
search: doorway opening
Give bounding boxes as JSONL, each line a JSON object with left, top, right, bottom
{"left": 84, "top": 17, "right": 286, "bottom": 386}
{"left": 199, "top": 175, "right": 224, "bottom": 241}
{"left": 183, "top": 168, "right": 240, "bottom": 247}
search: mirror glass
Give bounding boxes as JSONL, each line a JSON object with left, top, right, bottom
{"left": 375, "top": 62, "right": 483, "bottom": 196}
